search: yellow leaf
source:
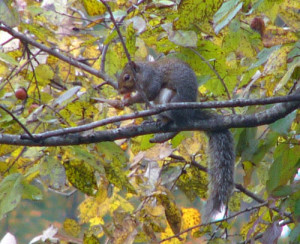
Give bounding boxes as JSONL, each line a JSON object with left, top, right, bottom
{"left": 125, "top": 23, "right": 137, "bottom": 56}
{"left": 161, "top": 207, "right": 202, "bottom": 242}
{"left": 181, "top": 208, "right": 201, "bottom": 235}
{"left": 175, "top": 0, "right": 223, "bottom": 29}
{"left": 35, "top": 64, "right": 54, "bottom": 86}
{"left": 161, "top": 225, "right": 182, "bottom": 244}
{"left": 95, "top": 178, "right": 108, "bottom": 205}
{"left": 63, "top": 218, "right": 81, "bottom": 237}
{"left": 145, "top": 205, "right": 165, "bottom": 217}
{"left": 90, "top": 216, "right": 104, "bottom": 226}
{"left": 177, "top": 132, "right": 207, "bottom": 161}
{"left": 82, "top": 0, "right": 106, "bottom": 16}
{"left": 78, "top": 197, "right": 98, "bottom": 223}
{"left": 263, "top": 46, "right": 291, "bottom": 76}
{"left": 144, "top": 143, "right": 174, "bottom": 161}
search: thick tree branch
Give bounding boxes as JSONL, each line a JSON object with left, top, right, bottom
{"left": 0, "top": 91, "right": 299, "bottom": 146}
{"left": 0, "top": 21, "right": 117, "bottom": 88}
{"left": 18, "top": 92, "right": 300, "bottom": 141}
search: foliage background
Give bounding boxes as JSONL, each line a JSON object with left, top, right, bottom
{"left": 0, "top": 0, "right": 299, "bottom": 243}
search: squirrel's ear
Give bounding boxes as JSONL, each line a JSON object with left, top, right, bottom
{"left": 131, "top": 61, "right": 140, "bottom": 72}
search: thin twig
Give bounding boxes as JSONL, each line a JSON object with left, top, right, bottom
{"left": 239, "top": 219, "right": 294, "bottom": 244}
{"left": 0, "top": 21, "right": 117, "bottom": 88}
{"left": 3, "top": 146, "right": 27, "bottom": 175}
{"left": 159, "top": 202, "right": 268, "bottom": 243}
{"left": 235, "top": 184, "right": 293, "bottom": 220}
{"left": 190, "top": 48, "right": 235, "bottom": 113}
{"left": 99, "top": 1, "right": 131, "bottom": 64}
{"left": 24, "top": 45, "right": 42, "bottom": 101}
{"left": 0, "top": 105, "right": 34, "bottom": 139}
{"left": 0, "top": 50, "right": 43, "bottom": 91}
{"left": 100, "top": 0, "right": 151, "bottom": 107}
{"left": 28, "top": 100, "right": 71, "bottom": 127}
{"left": 100, "top": 44, "right": 109, "bottom": 73}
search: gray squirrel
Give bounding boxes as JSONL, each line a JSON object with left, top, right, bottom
{"left": 118, "top": 58, "right": 235, "bottom": 218}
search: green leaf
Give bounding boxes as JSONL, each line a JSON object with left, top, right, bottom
{"left": 176, "top": 166, "right": 208, "bottom": 201}
{"left": 104, "top": 159, "right": 136, "bottom": 194}
{"left": 96, "top": 142, "right": 127, "bottom": 165}
{"left": 270, "top": 110, "right": 297, "bottom": 135}
{"left": 0, "top": 52, "right": 19, "bottom": 66}
{"left": 162, "top": 23, "right": 197, "bottom": 47}
{"left": 0, "top": 173, "right": 23, "bottom": 220}
{"left": 0, "top": 0, "right": 19, "bottom": 27}
{"left": 288, "top": 41, "right": 300, "bottom": 59}
{"left": 267, "top": 156, "right": 283, "bottom": 194}
{"left": 103, "top": 30, "right": 118, "bottom": 45}
{"left": 252, "top": 132, "right": 278, "bottom": 164}
{"left": 132, "top": 134, "right": 154, "bottom": 151}
{"left": 35, "top": 64, "right": 54, "bottom": 86}
{"left": 70, "top": 146, "right": 104, "bottom": 174}
{"left": 294, "top": 199, "right": 300, "bottom": 217}
{"left": 157, "top": 194, "right": 182, "bottom": 235}
{"left": 22, "top": 182, "right": 43, "bottom": 200}
{"left": 266, "top": 144, "right": 300, "bottom": 194}
{"left": 290, "top": 224, "right": 300, "bottom": 244}
{"left": 175, "top": 0, "right": 223, "bottom": 30}
{"left": 64, "top": 160, "right": 98, "bottom": 196}
{"left": 271, "top": 185, "right": 293, "bottom": 197}
{"left": 53, "top": 86, "right": 81, "bottom": 107}
{"left": 171, "top": 132, "right": 188, "bottom": 148}
{"left": 21, "top": 23, "right": 54, "bottom": 42}
{"left": 39, "top": 156, "right": 66, "bottom": 190}
{"left": 96, "top": 142, "right": 135, "bottom": 193}
{"left": 274, "top": 62, "right": 300, "bottom": 93}
{"left": 125, "top": 23, "right": 137, "bottom": 56}
{"left": 213, "top": 0, "right": 243, "bottom": 34}
{"left": 249, "top": 45, "right": 281, "bottom": 70}
{"left": 83, "top": 234, "right": 101, "bottom": 244}
{"left": 235, "top": 127, "right": 258, "bottom": 162}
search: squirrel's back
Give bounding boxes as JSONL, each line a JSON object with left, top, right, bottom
{"left": 136, "top": 58, "right": 198, "bottom": 103}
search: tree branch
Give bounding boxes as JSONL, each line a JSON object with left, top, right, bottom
{"left": 19, "top": 91, "right": 300, "bottom": 140}
{"left": 159, "top": 202, "right": 267, "bottom": 243}
{"left": 0, "top": 21, "right": 117, "bottom": 88}
{"left": 0, "top": 90, "right": 299, "bottom": 146}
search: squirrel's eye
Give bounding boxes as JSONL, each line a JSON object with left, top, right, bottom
{"left": 123, "top": 74, "right": 130, "bottom": 81}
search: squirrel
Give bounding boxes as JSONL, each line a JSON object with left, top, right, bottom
{"left": 118, "top": 58, "right": 235, "bottom": 218}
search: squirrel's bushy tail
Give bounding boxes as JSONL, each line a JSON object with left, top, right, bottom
{"left": 205, "top": 129, "right": 235, "bottom": 219}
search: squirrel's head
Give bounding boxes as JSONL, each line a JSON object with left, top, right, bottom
{"left": 118, "top": 62, "right": 139, "bottom": 94}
